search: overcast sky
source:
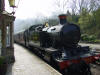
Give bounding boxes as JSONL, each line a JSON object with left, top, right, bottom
{"left": 5, "top": 0, "right": 63, "bottom": 19}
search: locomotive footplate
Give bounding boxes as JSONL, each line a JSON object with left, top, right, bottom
{"left": 44, "top": 48, "right": 58, "bottom": 62}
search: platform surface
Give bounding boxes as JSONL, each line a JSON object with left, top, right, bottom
{"left": 6, "top": 44, "right": 62, "bottom": 75}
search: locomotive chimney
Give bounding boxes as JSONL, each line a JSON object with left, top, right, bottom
{"left": 58, "top": 14, "right": 67, "bottom": 25}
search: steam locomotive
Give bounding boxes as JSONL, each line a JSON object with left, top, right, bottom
{"left": 15, "top": 14, "right": 100, "bottom": 75}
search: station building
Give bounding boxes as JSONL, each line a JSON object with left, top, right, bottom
{"left": 0, "top": 0, "right": 15, "bottom": 63}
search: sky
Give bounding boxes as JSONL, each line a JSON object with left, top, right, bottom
{"left": 5, "top": 0, "right": 61, "bottom": 19}
{"left": 5, "top": 0, "right": 71, "bottom": 33}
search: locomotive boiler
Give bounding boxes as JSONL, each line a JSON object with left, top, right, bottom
{"left": 15, "top": 14, "right": 100, "bottom": 75}
{"left": 40, "top": 14, "right": 81, "bottom": 49}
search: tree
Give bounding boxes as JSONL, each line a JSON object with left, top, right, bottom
{"left": 54, "top": 0, "right": 70, "bottom": 13}
{"left": 70, "top": 0, "right": 100, "bottom": 14}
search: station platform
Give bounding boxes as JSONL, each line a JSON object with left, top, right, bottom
{"left": 6, "top": 44, "right": 62, "bottom": 75}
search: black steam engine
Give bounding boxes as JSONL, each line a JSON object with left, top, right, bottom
{"left": 14, "top": 14, "right": 100, "bottom": 75}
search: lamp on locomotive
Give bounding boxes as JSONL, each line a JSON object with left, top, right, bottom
{"left": 44, "top": 22, "right": 49, "bottom": 27}
{"left": 58, "top": 14, "right": 67, "bottom": 25}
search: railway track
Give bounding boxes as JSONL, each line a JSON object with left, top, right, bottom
{"left": 91, "top": 63, "right": 100, "bottom": 75}
{"left": 91, "top": 63, "right": 100, "bottom": 70}
{"left": 79, "top": 43, "right": 100, "bottom": 75}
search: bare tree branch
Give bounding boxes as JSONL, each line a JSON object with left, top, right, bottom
{"left": 54, "top": 0, "right": 69, "bottom": 13}
{"left": 54, "top": 0, "right": 100, "bottom": 15}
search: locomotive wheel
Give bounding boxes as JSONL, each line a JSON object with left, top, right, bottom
{"left": 50, "top": 56, "right": 60, "bottom": 71}
{"left": 64, "top": 62, "right": 92, "bottom": 75}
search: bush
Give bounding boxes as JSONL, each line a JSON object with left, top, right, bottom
{"left": 94, "top": 39, "right": 100, "bottom": 43}
{"left": 0, "top": 56, "right": 5, "bottom": 65}
{"left": 81, "top": 34, "right": 89, "bottom": 41}
{"left": 0, "top": 56, "right": 7, "bottom": 75}
{"left": 81, "top": 34, "right": 97, "bottom": 43}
